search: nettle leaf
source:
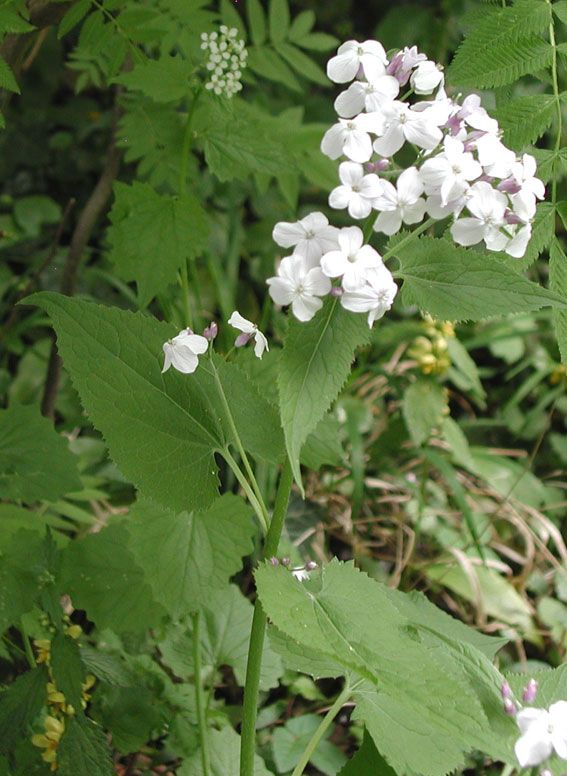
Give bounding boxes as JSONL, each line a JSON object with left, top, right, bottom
{"left": 278, "top": 298, "right": 371, "bottom": 490}
{"left": 159, "top": 584, "right": 283, "bottom": 690}
{"left": 550, "top": 236, "right": 567, "bottom": 363}
{"left": 50, "top": 632, "right": 85, "bottom": 712}
{"left": 125, "top": 496, "right": 256, "bottom": 617}
{"left": 107, "top": 181, "right": 209, "bottom": 307}
{"left": 394, "top": 236, "right": 567, "bottom": 321}
{"left": 338, "top": 731, "right": 397, "bottom": 776}
{"left": 256, "top": 560, "right": 511, "bottom": 776}
{"left": 79, "top": 647, "right": 134, "bottom": 687}
{"left": 0, "top": 404, "right": 81, "bottom": 502}
{"left": 0, "top": 530, "right": 53, "bottom": 634}
{"left": 27, "top": 293, "right": 223, "bottom": 512}
{"left": 272, "top": 713, "right": 347, "bottom": 774}
{"left": 448, "top": 1, "right": 552, "bottom": 87}
{"left": 58, "top": 716, "right": 113, "bottom": 776}
{"left": 113, "top": 56, "right": 192, "bottom": 102}
{"left": 268, "top": 625, "right": 343, "bottom": 679}
{"left": 61, "top": 523, "right": 166, "bottom": 633}
{"left": 179, "top": 726, "right": 272, "bottom": 776}
{"left": 0, "top": 666, "right": 48, "bottom": 755}
{"left": 402, "top": 380, "right": 447, "bottom": 446}
{"left": 496, "top": 94, "right": 555, "bottom": 150}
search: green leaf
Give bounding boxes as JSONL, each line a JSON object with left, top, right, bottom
{"left": 61, "top": 523, "right": 166, "bottom": 633}
{"left": 268, "top": 625, "right": 343, "bottom": 679}
{"left": 274, "top": 41, "right": 328, "bottom": 85}
{"left": 246, "top": 0, "right": 267, "bottom": 45}
{"left": 107, "top": 181, "right": 210, "bottom": 307}
{"left": 288, "top": 10, "right": 315, "bottom": 40}
{"left": 58, "top": 716, "right": 113, "bottom": 776}
{"left": 0, "top": 9, "right": 34, "bottom": 33}
{"left": 272, "top": 714, "right": 347, "bottom": 774}
{"left": 553, "top": 0, "right": 567, "bottom": 24}
{"left": 50, "top": 633, "right": 85, "bottom": 712}
{"left": 96, "top": 685, "right": 166, "bottom": 753}
{"left": 0, "top": 404, "right": 81, "bottom": 502}
{"left": 301, "top": 413, "right": 343, "bottom": 470}
{"left": 220, "top": 0, "right": 246, "bottom": 38}
{"left": 26, "top": 293, "right": 222, "bottom": 512}
{"left": 402, "top": 380, "right": 447, "bottom": 446}
{"left": 125, "top": 496, "right": 256, "bottom": 617}
{"left": 496, "top": 95, "right": 555, "bottom": 150}
{"left": 550, "top": 236, "right": 567, "bottom": 363}
{"left": 395, "top": 236, "right": 567, "bottom": 321}
{"left": 338, "top": 731, "right": 398, "bottom": 776}
{"left": 294, "top": 31, "right": 339, "bottom": 51}
{"left": 79, "top": 647, "right": 134, "bottom": 687}
{"left": 58, "top": 0, "right": 92, "bottom": 38}
{"left": 269, "top": 0, "right": 290, "bottom": 43}
{"left": 247, "top": 46, "right": 302, "bottom": 91}
{"left": 179, "top": 726, "right": 273, "bottom": 775}
{"left": 278, "top": 298, "right": 370, "bottom": 490}
{"left": 0, "top": 667, "right": 48, "bottom": 754}
{"left": 113, "top": 56, "right": 192, "bottom": 102}
{"left": 448, "top": 2, "right": 553, "bottom": 87}
{"left": 0, "top": 57, "right": 20, "bottom": 94}
{"left": 159, "top": 585, "right": 283, "bottom": 690}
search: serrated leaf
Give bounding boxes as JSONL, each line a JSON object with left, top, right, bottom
{"left": 550, "top": 236, "right": 567, "bottom": 363}
{"left": 50, "top": 633, "right": 85, "bottom": 712}
{"left": 338, "top": 731, "right": 397, "bottom": 776}
{"left": 394, "top": 236, "right": 567, "bottom": 321}
{"left": 0, "top": 404, "right": 81, "bottom": 502}
{"left": 553, "top": 0, "right": 567, "bottom": 24}
{"left": 448, "top": 2, "right": 552, "bottom": 87}
{"left": 496, "top": 94, "right": 555, "bottom": 150}
{"left": 26, "top": 293, "right": 223, "bottom": 512}
{"left": 247, "top": 46, "right": 302, "bottom": 90}
{"left": 269, "top": 0, "right": 290, "bottom": 43}
{"left": 0, "top": 58, "right": 20, "bottom": 93}
{"left": 272, "top": 714, "right": 347, "bottom": 774}
{"left": 246, "top": 0, "right": 267, "bottom": 45}
{"left": 0, "top": 667, "right": 48, "bottom": 755}
{"left": 0, "top": 9, "right": 34, "bottom": 33}
{"left": 58, "top": 0, "right": 91, "bottom": 38}
{"left": 278, "top": 298, "right": 370, "bottom": 490}
{"left": 268, "top": 625, "right": 343, "bottom": 679}
{"left": 159, "top": 585, "right": 283, "bottom": 690}
{"left": 275, "top": 41, "right": 328, "bottom": 85}
{"left": 179, "top": 726, "right": 273, "bottom": 776}
{"left": 113, "top": 56, "right": 192, "bottom": 102}
{"left": 125, "top": 496, "right": 256, "bottom": 617}
{"left": 79, "top": 647, "right": 134, "bottom": 687}
{"left": 107, "top": 181, "right": 209, "bottom": 307}
{"left": 58, "top": 717, "right": 113, "bottom": 776}
{"left": 402, "top": 379, "right": 447, "bottom": 446}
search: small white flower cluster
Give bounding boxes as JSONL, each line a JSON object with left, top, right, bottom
{"left": 320, "top": 39, "right": 544, "bottom": 258}
{"left": 201, "top": 26, "right": 247, "bottom": 97}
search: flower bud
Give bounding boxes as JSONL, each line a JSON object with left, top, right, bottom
{"left": 203, "top": 321, "right": 218, "bottom": 341}
{"left": 330, "top": 286, "right": 343, "bottom": 297}
{"left": 503, "top": 698, "right": 517, "bottom": 716}
{"left": 522, "top": 679, "right": 538, "bottom": 704}
{"left": 501, "top": 681, "right": 512, "bottom": 700}
{"left": 280, "top": 557, "right": 291, "bottom": 567}
{"left": 305, "top": 561, "right": 318, "bottom": 571}
{"left": 235, "top": 332, "right": 252, "bottom": 348}
{"left": 268, "top": 557, "right": 279, "bottom": 566}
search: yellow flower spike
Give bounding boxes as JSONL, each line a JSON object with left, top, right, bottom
{"left": 31, "top": 734, "right": 50, "bottom": 748}
{"left": 44, "top": 716, "right": 65, "bottom": 739}
{"left": 65, "top": 624, "right": 82, "bottom": 640}
{"left": 440, "top": 321, "right": 455, "bottom": 337}
{"left": 33, "top": 639, "right": 51, "bottom": 664}
{"left": 83, "top": 674, "right": 96, "bottom": 690}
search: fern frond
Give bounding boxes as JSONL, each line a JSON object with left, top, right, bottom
{"left": 495, "top": 94, "right": 555, "bottom": 150}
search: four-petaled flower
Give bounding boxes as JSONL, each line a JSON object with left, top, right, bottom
{"left": 373, "top": 100, "right": 443, "bottom": 157}
{"left": 340, "top": 264, "right": 398, "bottom": 327}
{"left": 321, "top": 113, "right": 385, "bottom": 163}
{"left": 327, "top": 39, "right": 388, "bottom": 83}
{"left": 267, "top": 254, "right": 332, "bottom": 322}
{"left": 320, "top": 226, "right": 383, "bottom": 291}
{"left": 228, "top": 311, "right": 269, "bottom": 359}
{"left": 272, "top": 212, "right": 339, "bottom": 268}
{"left": 410, "top": 60, "right": 444, "bottom": 94}
{"left": 329, "top": 161, "right": 384, "bottom": 219}
{"left": 162, "top": 329, "right": 209, "bottom": 374}
{"left": 515, "top": 701, "right": 567, "bottom": 768}
{"left": 450, "top": 181, "right": 508, "bottom": 250}
{"left": 373, "top": 166, "right": 426, "bottom": 235}
{"left": 420, "top": 136, "right": 482, "bottom": 206}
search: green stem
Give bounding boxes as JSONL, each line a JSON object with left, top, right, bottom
{"left": 179, "top": 261, "right": 193, "bottom": 329}
{"left": 240, "top": 459, "right": 294, "bottom": 776}
{"left": 20, "top": 618, "right": 36, "bottom": 669}
{"left": 224, "top": 447, "right": 269, "bottom": 535}
{"left": 383, "top": 216, "right": 437, "bottom": 262}
{"left": 191, "top": 611, "right": 211, "bottom": 776}
{"left": 291, "top": 683, "right": 355, "bottom": 776}
{"left": 547, "top": 0, "right": 562, "bottom": 206}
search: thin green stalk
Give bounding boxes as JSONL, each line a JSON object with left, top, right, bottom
{"left": 547, "top": 1, "right": 563, "bottom": 206}
{"left": 240, "top": 459, "right": 294, "bottom": 776}
{"left": 191, "top": 611, "right": 211, "bottom": 776}
{"left": 291, "top": 682, "right": 355, "bottom": 776}
{"left": 383, "top": 216, "right": 437, "bottom": 262}
{"left": 224, "top": 447, "right": 269, "bottom": 535}
{"left": 179, "top": 261, "right": 193, "bottom": 329}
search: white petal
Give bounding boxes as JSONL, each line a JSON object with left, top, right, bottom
{"left": 304, "top": 267, "right": 332, "bottom": 296}
{"left": 329, "top": 185, "right": 353, "bottom": 211}
{"left": 327, "top": 51, "right": 359, "bottom": 83}
{"left": 341, "top": 286, "right": 378, "bottom": 313}
{"left": 517, "top": 708, "right": 550, "bottom": 734}
{"left": 338, "top": 225, "right": 363, "bottom": 254}
{"left": 253, "top": 330, "right": 269, "bottom": 359}
{"left": 355, "top": 111, "right": 386, "bottom": 135}
{"left": 550, "top": 701, "right": 567, "bottom": 759}
{"left": 334, "top": 83, "right": 366, "bottom": 118}
{"left": 451, "top": 218, "right": 485, "bottom": 246}
{"left": 420, "top": 157, "right": 450, "bottom": 192}
{"left": 426, "top": 194, "right": 458, "bottom": 220}
{"left": 359, "top": 173, "right": 383, "bottom": 199}
{"left": 515, "top": 729, "right": 553, "bottom": 768}
{"left": 343, "top": 129, "right": 372, "bottom": 163}
{"left": 354, "top": 244, "right": 382, "bottom": 269}
{"left": 301, "top": 211, "right": 329, "bottom": 232}
{"left": 321, "top": 123, "right": 347, "bottom": 160}
{"left": 185, "top": 334, "right": 209, "bottom": 355}
{"left": 267, "top": 276, "right": 294, "bottom": 306}
{"left": 343, "top": 262, "right": 371, "bottom": 291}
{"left": 511, "top": 190, "right": 536, "bottom": 221}
{"left": 170, "top": 348, "right": 200, "bottom": 374}
{"left": 338, "top": 161, "right": 364, "bottom": 186}
{"left": 484, "top": 226, "right": 509, "bottom": 253}
{"left": 292, "top": 294, "right": 322, "bottom": 322}
{"left": 348, "top": 193, "right": 373, "bottom": 219}
{"left": 404, "top": 119, "right": 442, "bottom": 150}
{"left": 373, "top": 125, "right": 405, "bottom": 157}
{"left": 273, "top": 221, "right": 306, "bottom": 248}
{"left": 320, "top": 250, "right": 348, "bottom": 278}
{"left": 360, "top": 52, "right": 386, "bottom": 82}
{"left": 162, "top": 343, "right": 173, "bottom": 373}
{"left": 397, "top": 166, "right": 423, "bottom": 203}
{"left": 402, "top": 199, "right": 426, "bottom": 224}
{"left": 504, "top": 225, "right": 531, "bottom": 258}
{"left": 374, "top": 209, "right": 403, "bottom": 235}
{"left": 228, "top": 310, "right": 255, "bottom": 334}
{"left": 361, "top": 40, "right": 388, "bottom": 63}
{"left": 373, "top": 180, "right": 398, "bottom": 211}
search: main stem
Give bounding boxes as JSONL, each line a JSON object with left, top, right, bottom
{"left": 191, "top": 610, "right": 211, "bottom": 776}
{"left": 547, "top": 1, "right": 562, "bottom": 206}
{"left": 240, "top": 459, "right": 294, "bottom": 776}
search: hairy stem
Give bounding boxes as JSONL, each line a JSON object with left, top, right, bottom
{"left": 240, "top": 459, "right": 294, "bottom": 776}
{"left": 191, "top": 611, "right": 211, "bottom": 776}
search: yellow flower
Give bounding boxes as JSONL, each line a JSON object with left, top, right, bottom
{"left": 33, "top": 639, "right": 51, "bottom": 665}
{"left": 32, "top": 716, "right": 64, "bottom": 771}
{"left": 65, "top": 624, "right": 82, "bottom": 640}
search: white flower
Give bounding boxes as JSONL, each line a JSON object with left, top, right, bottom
{"left": 458, "top": 94, "right": 499, "bottom": 134}
{"left": 340, "top": 264, "right": 398, "bottom": 327}
{"left": 329, "top": 162, "right": 383, "bottom": 219}
{"left": 515, "top": 701, "right": 567, "bottom": 768}
{"left": 272, "top": 212, "right": 339, "bottom": 268}
{"left": 450, "top": 181, "right": 507, "bottom": 249}
{"left": 410, "top": 60, "right": 444, "bottom": 95}
{"left": 373, "top": 101, "right": 443, "bottom": 157}
{"left": 420, "top": 136, "right": 482, "bottom": 206}
{"left": 267, "top": 254, "right": 331, "bottom": 322}
{"left": 162, "top": 329, "right": 209, "bottom": 374}
{"left": 334, "top": 76, "right": 399, "bottom": 118}
{"left": 321, "top": 113, "right": 385, "bottom": 163}
{"left": 509, "top": 153, "right": 545, "bottom": 206}
{"left": 203, "top": 26, "right": 247, "bottom": 97}
{"left": 228, "top": 311, "right": 269, "bottom": 359}
{"left": 320, "top": 226, "right": 382, "bottom": 291}
{"left": 472, "top": 132, "right": 516, "bottom": 179}
{"left": 387, "top": 45, "right": 427, "bottom": 86}
{"left": 327, "top": 40, "right": 388, "bottom": 84}
{"left": 291, "top": 567, "right": 310, "bottom": 582}
{"left": 372, "top": 166, "right": 426, "bottom": 235}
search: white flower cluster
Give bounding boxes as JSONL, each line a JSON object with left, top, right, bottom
{"left": 201, "top": 26, "right": 247, "bottom": 97}
{"left": 320, "top": 40, "right": 544, "bottom": 258}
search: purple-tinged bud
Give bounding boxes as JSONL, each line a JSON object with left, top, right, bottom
{"left": 446, "top": 114, "right": 463, "bottom": 137}
{"left": 498, "top": 177, "right": 522, "bottom": 195}
{"left": 477, "top": 173, "right": 494, "bottom": 183}
{"left": 330, "top": 286, "right": 343, "bottom": 298}
{"left": 505, "top": 209, "right": 524, "bottom": 225}
{"left": 305, "top": 561, "right": 318, "bottom": 571}
{"left": 386, "top": 52, "right": 403, "bottom": 77}
{"left": 374, "top": 158, "right": 390, "bottom": 171}
{"left": 183, "top": 327, "right": 194, "bottom": 335}
{"left": 501, "top": 681, "right": 512, "bottom": 700}
{"left": 365, "top": 162, "right": 377, "bottom": 173}
{"left": 235, "top": 332, "right": 252, "bottom": 348}
{"left": 522, "top": 678, "right": 538, "bottom": 704}
{"left": 203, "top": 321, "right": 218, "bottom": 341}
{"left": 503, "top": 698, "right": 517, "bottom": 716}
{"left": 268, "top": 557, "right": 279, "bottom": 566}
{"left": 280, "top": 557, "right": 291, "bottom": 567}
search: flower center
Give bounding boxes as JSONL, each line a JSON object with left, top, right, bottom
{"left": 347, "top": 253, "right": 358, "bottom": 263}
{"left": 305, "top": 230, "right": 315, "bottom": 239}
{"left": 452, "top": 164, "right": 461, "bottom": 175}
{"left": 347, "top": 121, "right": 356, "bottom": 130}
{"left": 351, "top": 185, "right": 360, "bottom": 193}
{"left": 357, "top": 46, "right": 364, "bottom": 56}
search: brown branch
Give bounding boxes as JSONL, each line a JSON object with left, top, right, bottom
{"left": 41, "top": 132, "right": 121, "bottom": 418}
